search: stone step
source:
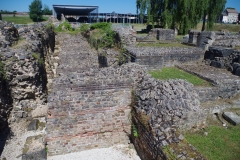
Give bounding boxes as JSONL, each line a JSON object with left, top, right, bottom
{"left": 222, "top": 112, "right": 240, "bottom": 125}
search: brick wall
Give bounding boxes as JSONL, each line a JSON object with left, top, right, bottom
{"left": 47, "top": 84, "right": 132, "bottom": 155}
{"left": 127, "top": 47, "right": 204, "bottom": 69}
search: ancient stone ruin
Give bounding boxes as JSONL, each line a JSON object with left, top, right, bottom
{"left": 0, "top": 20, "right": 239, "bottom": 160}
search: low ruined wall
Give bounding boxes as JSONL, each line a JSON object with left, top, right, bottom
{"left": 213, "top": 33, "right": 240, "bottom": 48}
{"left": 0, "top": 21, "right": 54, "bottom": 159}
{"left": 131, "top": 76, "right": 206, "bottom": 160}
{"left": 189, "top": 30, "right": 240, "bottom": 49}
{"left": 47, "top": 86, "right": 132, "bottom": 155}
{"left": 112, "top": 26, "right": 136, "bottom": 46}
{"left": 46, "top": 64, "right": 146, "bottom": 155}
{"left": 204, "top": 47, "right": 240, "bottom": 76}
{"left": 196, "top": 84, "right": 240, "bottom": 102}
{"left": 127, "top": 47, "right": 204, "bottom": 69}
{"left": 177, "top": 64, "right": 240, "bottom": 102}
{"left": 132, "top": 115, "right": 167, "bottom": 160}
{"left": 136, "top": 28, "right": 175, "bottom": 42}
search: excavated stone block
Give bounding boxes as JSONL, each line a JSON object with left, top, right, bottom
{"left": 210, "top": 60, "right": 224, "bottom": 68}
{"left": 223, "top": 112, "right": 240, "bottom": 125}
{"left": 197, "top": 31, "right": 215, "bottom": 50}
{"left": 22, "top": 135, "right": 46, "bottom": 160}
{"left": 157, "top": 29, "right": 175, "bottom": 41}
{"left": 188, "top": 30, "right": 201, "bottom": 44}
{"left": 207, "top": 46, "right": 234, "bottom": 60}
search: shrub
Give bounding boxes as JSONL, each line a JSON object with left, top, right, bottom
{"left": 90, "top": 22, "right": 111, "bottom": 30}
{"left": 46, "top": 22, "right": 55, "bottom": 30}
{"left": 57, "top": 21, "right": 73, "bottom": 32}
{"left": 80, "top": 24, "right": 89, "bottom": 32}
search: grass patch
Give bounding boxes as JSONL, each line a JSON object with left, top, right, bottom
{"left": 185, "top": 125, "right": 240, "bottom": 160}
{"left": 2, "top": 16, "right": 48, "bottom": 24}
{"left": 149, "top": 67, "right": 210, "bottom": 86}
{"left": 196, "top": 22, "right": 240, "bottom": 32}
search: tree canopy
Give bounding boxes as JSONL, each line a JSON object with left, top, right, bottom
{"left": 42, "top": 4, "right": 52, "bottom": 15}
{"left": 29, "top": 0, "right": 43, "bottom": 22}
{"left": 136, "top": 0, "right": 227, "bottom": 34}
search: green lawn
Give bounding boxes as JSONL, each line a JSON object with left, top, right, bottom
{"left": 196, "top": 22, "right": 240, "bottom": 32}
{"left": 186, "top": 125, "right": 240, "bottom": 160}
{"left": 2, "top": 16, "right": 48, "bottom": 24}
{"left": 149, "top": 67, "right": 210, "bottom": 86}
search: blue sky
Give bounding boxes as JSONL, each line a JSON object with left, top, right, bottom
{"left": 0, "top": 0, "right": 240, "bottom": 14}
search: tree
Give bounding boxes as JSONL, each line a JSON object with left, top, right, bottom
{"left": 29, "top": 0, "right": 43, "bottom": 22}
{"left": 204, "top": 0, "right": 226, "bottom": 31}
{"left": 42, "top": 4, "right": 52, "bottom": 15}
{"left": 136, "top": 0, "right": 227, "bottom": 34}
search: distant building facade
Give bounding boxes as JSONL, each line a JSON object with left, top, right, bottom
{"left": 221, "top": 8, "right": 239, "bottom": 23}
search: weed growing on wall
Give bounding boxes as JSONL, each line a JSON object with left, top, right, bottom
{"left": 132, "top": 124, "right": 138, "bottom": 137}
{"left": 56, "top": 21, "right": 73, "bottom": 32}
{"left": 80, "top": 24, "right": 89, "bottom": 32}
{"left": 85, "top": 22, "right": 116, "bottom": 50}
{"left": 32, "top": 53, "right": 44, "bottom": 65}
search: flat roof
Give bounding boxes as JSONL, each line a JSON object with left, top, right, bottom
{"left": 53, "top": 5, "right": 98, "bottom": 15}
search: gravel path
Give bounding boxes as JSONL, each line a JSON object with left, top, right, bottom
{"left": 48, "top": 144, "right": 141, "bottom": 160}
{"left": 0, "top": 118, "right": 46, "bottom": 160}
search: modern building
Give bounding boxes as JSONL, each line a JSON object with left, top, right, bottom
{"left": 52, "top": 5, "right": 99, "bottom": 23}
{"left": 52, "top": 5, "right": 144, "bottom": 24}
{"left": 221, "top": 8, "right": 239, "bottom": 23}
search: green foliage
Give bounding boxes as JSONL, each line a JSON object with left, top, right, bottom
{"left": 90, "top": 22, "right": 111, "bottom": 30}
{"left": 45, "top": 146, "right": 48, "bottom": 153}
{"left": 32, "top": 53, "right": 44, "bottom": 65}
{"left": 46, "top": 22, "right": 55, "bottom": 30}
{"left": 206, "top": 0, "right": 227, "bottom": 30}
{"left": 1, "top": 10, "right": 16, "bottom": 14}
{"left": 29, "top": 0, "right": 43, "bottom": 22}
{"left": 163, "top": 145, "right": 177, "bottom": 160}
{"left": 87, "top": 22, "right": 116, "bottom": 50}
{"left": 136, "top": 0, "right": 227, "bottom": 34}
{"left": 100, "top": 29, "right": 116, "bottom": 48}
{"left": 186, "top": 125, "right": 240, "bottom": 160}
{"left": 2, "top": 16, "right": 35, "bottom": 24}
{"left": 56, "top": 21, "right": 73, "bottom": 32}
{"left": 118, "top": 48, "right": 130, "bottom": 65}
{"left": 42, "top": 4, "right": 52, "bottom": 15}
{"left": 80, "top": 24, "right": 89, "bottom": 32}
{"left": 132, "top": 124, "right": 138, "bottom": 137}
{"left": 148, "top": 67, "right": 211, "bottom": 86}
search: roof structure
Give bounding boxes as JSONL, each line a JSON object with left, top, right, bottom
{"left": 226, "top": 9, "right": 239, "bottom": 14}
{"left": 53, "top": 5, "right": 98, "bottom": 16}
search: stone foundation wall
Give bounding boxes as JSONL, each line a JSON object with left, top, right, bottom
{"left": 136, "top": 28, "right": 175, "bottom": 42}
{"left": 46, "top": 63, "right": 147, "bottom": 156}
{"left": 127, "top": 47, "right": 204, "bottom": 69}
{"left": 204, "top": 47, "right": 240, "bottom": 76}
{"left": 188, "top": 31, "right": 240, "bottom": 49}
{"left": 47, "top": 87, "right": 132, "bottom": 155}
{"left": 112, "top": 26, "right": 136, "bottom": 46}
